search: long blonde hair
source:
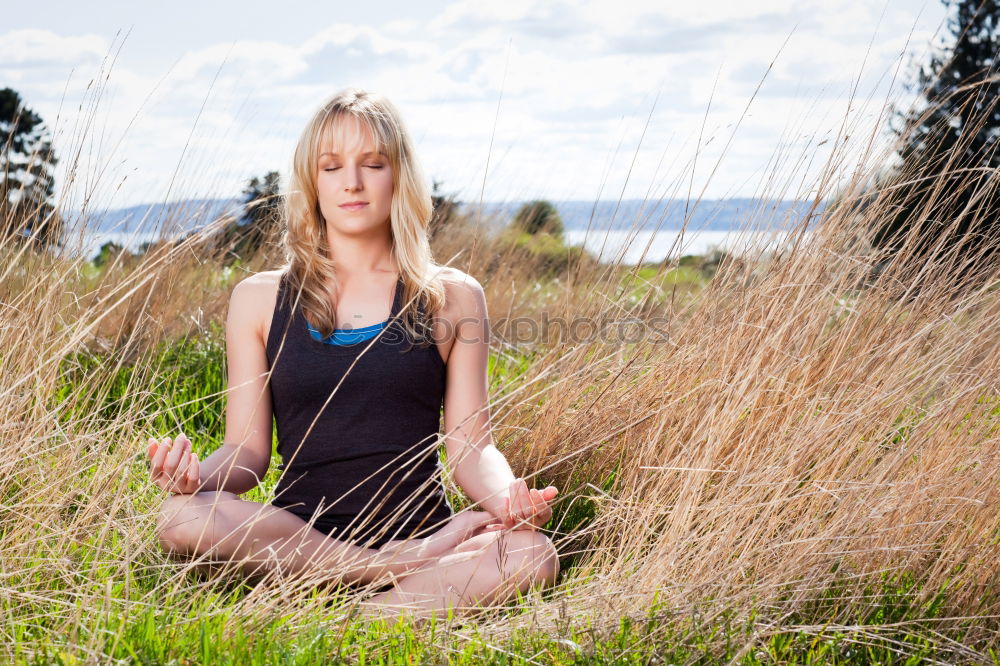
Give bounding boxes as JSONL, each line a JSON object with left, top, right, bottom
{"left": 280, "top": 88, "right": 447, "bottom": 343}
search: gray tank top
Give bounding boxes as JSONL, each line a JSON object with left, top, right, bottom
{"left": 264, "top": 271, "right": 453, "bottom": 548}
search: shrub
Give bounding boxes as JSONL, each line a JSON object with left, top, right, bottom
{"left": 487, "top": 227, "right": 595, "bottom": 279}
{"left": 511, "top": 199, "right": 565, "bottom": 238}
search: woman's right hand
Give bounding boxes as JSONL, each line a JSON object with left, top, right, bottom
{"left": 420, "top": 511, "right": 503, "bottom": 557}
{"left": 147, "top": 433, "right": 201, "bottom": 495}
{"left": 378, "top": 511, "right": 502, "bottom": 565}
{"left": 433, "top": 510, "right": 505, "bottom": 546}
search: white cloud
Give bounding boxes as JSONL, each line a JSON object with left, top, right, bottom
{"left": 0, "top": 0, "right": 950, "bottom": 208}
{"left": 169, "top": 41, "right": 308, "bottom": 84}
{"left": 301, "top": 24, "right": 432, "bottom": 60}
{"left": 0, "top": 29, "right": 107, "bottom": 67}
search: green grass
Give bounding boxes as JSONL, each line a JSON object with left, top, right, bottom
{"left": 13, "top": 334, "right": 992, "bottom": 664}
{"left": 13, "top": 572, "right": 991, "bottom": 664}
{"left": 611, "top": 260, "right": 708, "bottom": 309}
{"left": 634, "top": 260, "right": 705, "bottom": 285}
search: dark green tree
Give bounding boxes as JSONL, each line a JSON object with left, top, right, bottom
{"left": 511, "top": 199, "right": 564, "bottom": 238}
{"left": 0, "top": 87, "right": 61, "bottom": 248}
{"left": 428, "top": 178, "right": 459, "bottom": 242}
{"left": 93, "top": 240, "right": 126, "bottom": 269}
{"left": 872, "top": 0, "right": 1000, "bottom": 283}
{"left": 219, "top": 170, "right": 282, "bottom": 263}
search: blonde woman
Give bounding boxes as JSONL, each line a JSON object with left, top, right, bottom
{"left": 149, "top": 88, "right": 559, "bottom": 620}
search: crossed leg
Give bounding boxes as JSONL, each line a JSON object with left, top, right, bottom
{"left": 156, "top": 490, "right": 355, "bottom": 583}
{"left": 358, "top": 528, "right": 560, "bottom": 623}
{"left": 155, "top": 491, "right": 559, "bottom": 618}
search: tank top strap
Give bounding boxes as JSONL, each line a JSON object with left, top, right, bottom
{"left": 390, "top": 273, "right": 404, "bottom": 318}
{"left": 391, "top": 275, "right": 437, "bottom": 347}
{"left": 266, "top": 271, "right": 295, "bottom": 361}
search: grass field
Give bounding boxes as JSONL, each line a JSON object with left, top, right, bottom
{"left": 2, "top": 189, "right": 998, "bottom": 663}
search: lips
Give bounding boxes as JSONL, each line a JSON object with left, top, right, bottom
{"left": 339, "top": 202, "right": 369, "bottom": 211}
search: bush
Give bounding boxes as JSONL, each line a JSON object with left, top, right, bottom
{"left": 511, "top": 199, "right": 565, "bottom": 238}
{"left": 487, "top": 227, "right": 595, "bottom": 279}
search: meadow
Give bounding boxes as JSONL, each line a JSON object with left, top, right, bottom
{"left": 2, "top": 83, "right": 1000, "bottom": 663}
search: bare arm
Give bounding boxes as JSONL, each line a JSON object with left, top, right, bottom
{"left": 148, "top": 274, "right": 275, "bottom": 495}
{"left": 440, "top": 272, "right": 559, "bottom": 528}
{"left": 441, "top": 273, "right": 522, "bottom": 517}
{"left": 203, "top": 274, "right": 276, "bottom": 493}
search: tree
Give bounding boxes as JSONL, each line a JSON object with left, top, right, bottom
{"left": 428, "top": 179, "right": 459, "bottom": 242}
{"left": 93, "top": 241, "right": 126, "bottom": 268}
{"left": 872, "top": 0, "right": 1000, "bottom": 284}
{"left": 0, "top": 87, "right": 61, "bottom": 248}
{"left": 218, "top": 170, "right": 282, "bottom": 263}
{"left": 511, "top": 199, "right": 564, "bottom": 238}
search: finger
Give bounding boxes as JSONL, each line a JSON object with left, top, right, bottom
{"left": 508, "top": 490, "right": 524, "bottom": 524}
{"left": 507, "top": 479, "right": 524, "bottom": 520}
{"left": 520, "top": 487, "right": 546, "bottom": 525}
{"left": 504, "top": 497, "right": 515, "bottom": 527}
{"left": 174, "top": 447, "right": 191, "bottom": 483}
{"left": 172, "top": 437, "right": 191, "bottom": 471}
{"left": 532, "top": 489, "right": 552, "bottom": 524}
{"left": 525, "top": 487, "right": 539, "bottom": 516}
{"left": 184, "top": 453, "right": 199, "bottom": 491}
{"left": 188, "top": 453, "right": 200, "bottom": 485}
{"left": 542, "top": 486, "right": 558, "bottom": 501}
{"left": 163, "top": 438, "right": 186, "bottom": 480}
{"left": 150, "top": 437, "right": 171, "bottom": 478}
{"left": 529, "top": 488, "right": 544, "bottom": 516}
{"left": 516, "top": 481, "right": 533, "bottom": 520}
{"left": 508, "top": 481, "right": 524, "bottom": 520}
{"left": 175, "top": 433, "right": 192, "bottom": 471}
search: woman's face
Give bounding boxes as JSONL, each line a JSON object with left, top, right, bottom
{"left": 315, "top": 115, "right": 395, "bottom": 236}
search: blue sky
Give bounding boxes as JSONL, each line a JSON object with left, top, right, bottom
{"left": 2, "top": 0, "right": 949, "bottom": 209}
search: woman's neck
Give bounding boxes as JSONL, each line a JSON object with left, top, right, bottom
{"left": 325, "top": 226, "right": 396, "bottom": 280}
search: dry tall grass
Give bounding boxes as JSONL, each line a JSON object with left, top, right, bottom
{"left": 1, "top": 64, "right": 998, "bottom": 663}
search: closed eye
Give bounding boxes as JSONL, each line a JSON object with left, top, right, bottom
{"left": 323, "top": 165, "right": 384, "bottom": 171}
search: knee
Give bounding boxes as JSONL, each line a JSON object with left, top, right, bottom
{"left": 500, "top": 530, "right": 560, "bottom": 587}
{"left": 156, "top": 491, "right": 235, "bottom": 556}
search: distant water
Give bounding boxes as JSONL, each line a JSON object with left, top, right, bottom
{"left": 565, "top": 228, "right": 809, "bottom": 264}
{"left": 61, "top": 196, "right": 242, "bottom": 259}
{"left": 62, "top": 229, "right": 187, "bottom": 260}
{"left": 479, "top": 198, "right": 824, "bottom": 233}
{"left": 71, "top": 227, "right": 809, "bottom": 266}
{"left": 64, "top": 196, "right": 822, "bottom": 264}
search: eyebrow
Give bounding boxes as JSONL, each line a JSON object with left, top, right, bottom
{"left": 318, "top": 150, "right": 386, "bottom": 158}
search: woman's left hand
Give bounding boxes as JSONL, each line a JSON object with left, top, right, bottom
{"left": 499, "top": 479, "right": 558, "bottom": 530}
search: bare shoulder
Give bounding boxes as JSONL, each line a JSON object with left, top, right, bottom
{"left": 436, "top": 266, "right": 486, "bottom": 319}
{"left": 228, "top": 269, "right": 285, "bottom": 344}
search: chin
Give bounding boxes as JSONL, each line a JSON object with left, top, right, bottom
{"left": 329, "top": 220, "right": 387, "bottom": 236}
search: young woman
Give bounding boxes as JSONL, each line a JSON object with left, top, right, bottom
{"left": 148, "top": 88, "right": 560, "bottom": 621}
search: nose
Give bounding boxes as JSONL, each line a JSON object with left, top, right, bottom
{"left": 343, "top": 163, "right": 363, "bottom": 192}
